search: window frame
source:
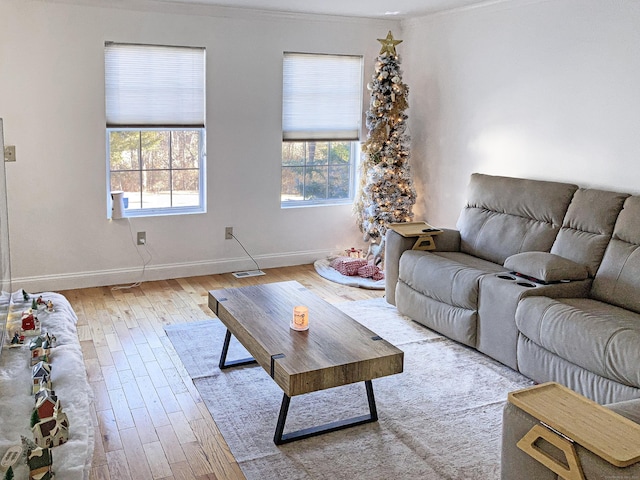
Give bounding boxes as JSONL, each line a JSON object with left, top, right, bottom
{"left": 280, "top": 140, "right": 359, "bottom": 208}
{"left": 281, "top": 52, "right": 363, "bottom": 208}
{"left": 106, "top": 127, "right": 206, "bottom": 218}
{"left": 105, "top": 42, "right": 206, "bottom": 218}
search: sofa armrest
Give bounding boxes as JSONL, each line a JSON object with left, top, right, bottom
{"left": 502, "top": 402, "right": 557, "bottom": 480}
{"left": 504, "top": 252, "right": 589, "bottom": 283}
{"left": 385, "top": 227, "right": 462, "bottom": 305}
{"left": 432, "top": 228, "right": 461, "bottom": 252}
{"left": 384, "top": 229, "right": 416, "bottom": 305}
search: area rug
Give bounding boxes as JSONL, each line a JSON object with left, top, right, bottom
{"left": 165, "top": 298, "right": 533, "bottom": 480}
{"left": 313, "top": 257, "right": 385, "bottom": 289}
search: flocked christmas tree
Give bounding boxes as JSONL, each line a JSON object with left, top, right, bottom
{"left": 355, "top": 31, "right": 416, "bottom": 256}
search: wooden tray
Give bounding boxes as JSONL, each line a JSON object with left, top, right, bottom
{"left": 509, "top": 382, "right": 640, "bottom": 467}
{"left": 388, "top": 221, "right": 442, "bottom": 237}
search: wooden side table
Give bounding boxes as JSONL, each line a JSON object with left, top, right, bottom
{"left": 508, "top": 382, "right": 640, "bottom": 480}
{"left": 388, "top": 221, "right": 443, "bottom": 251}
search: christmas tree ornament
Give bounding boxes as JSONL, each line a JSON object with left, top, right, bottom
{"left": 377, "top": 31, "right": 403, "bottom": 56}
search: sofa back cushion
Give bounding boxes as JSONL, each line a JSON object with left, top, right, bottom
{"left": 592, "top": 195, "right": 640, "bottom": 313}
{"left": 457, "top": 174, "right": 578, "bottom": 265}
{"left": 551, "top": 188, "right": 628, "bottom": 277}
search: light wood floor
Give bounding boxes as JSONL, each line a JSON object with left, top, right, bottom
{"left": 60, "top": 264, "right": 383, "bottom": 480}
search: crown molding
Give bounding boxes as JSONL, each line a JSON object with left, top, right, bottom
{"left": 401, "top": 0, "right": 552, "bottom": 28}
{"left": 36, "top": 0, "right": 400, "bottom": 26}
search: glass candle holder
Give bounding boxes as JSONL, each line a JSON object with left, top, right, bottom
{"left": 291, "top": 306, "right": 309, "bottom": 331}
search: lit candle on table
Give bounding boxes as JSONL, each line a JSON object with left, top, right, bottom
{"left": 291, "top": 306, "right": 309, "bottom": 331}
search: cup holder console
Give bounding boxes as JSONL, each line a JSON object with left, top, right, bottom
{"left": 496, "top": 272, "right": 538, "bottom": 288}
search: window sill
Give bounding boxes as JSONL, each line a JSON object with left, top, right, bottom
{"left": 109, "top": 206, "right": 205, "bottom": 219}
{"left": 280, "top": 199, "right": 353, "bottom": 209}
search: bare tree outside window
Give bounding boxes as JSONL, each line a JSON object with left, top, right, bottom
{"left": 109, "top": 129, "right": 202, "bottom": 211}
{"left": 281, "top": 140, "right": 356, "bottom": 205}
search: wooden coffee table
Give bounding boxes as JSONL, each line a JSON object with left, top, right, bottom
{"left": 208, "top": 280, "right": 404, "bottom": 445}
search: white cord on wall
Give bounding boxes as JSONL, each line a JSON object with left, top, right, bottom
{"left": 111, "top": 218, "right": 152, "bottom": 291}
{"left": 231, "top": 232, "right": 263, "bottom": 273}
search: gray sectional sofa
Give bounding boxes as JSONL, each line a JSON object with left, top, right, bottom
{"left": 384, "top": 173, "right": 640, "bottom": 478}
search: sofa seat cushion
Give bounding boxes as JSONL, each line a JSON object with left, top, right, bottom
{"left": 516, "top": 296, "right": 640, "bottom": 389}
{"left": 398, "top": 250, "right": 506, "bottom": 310}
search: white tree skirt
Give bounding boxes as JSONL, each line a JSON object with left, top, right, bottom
{"left": 314, "top": 257, "right": 385, "bottom": 290}
{"left": 0, "top": 292, "right": 93, "bottom": 479}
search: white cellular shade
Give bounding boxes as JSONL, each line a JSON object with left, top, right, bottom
{"left": 105, "top": 43, "right": 205, "bottom": 127}
{"left": 283, "top": 53, "right": 363, "bottom": 141}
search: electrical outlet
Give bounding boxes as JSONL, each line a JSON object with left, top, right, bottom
{"left": 137, "top": 231, "right": 146, "bottom": 245}
{"left": 225, "top": 227, "right": 233, "bottom": 240}
{"left": 4, "top": 146, "right": 16, "bottom": 162}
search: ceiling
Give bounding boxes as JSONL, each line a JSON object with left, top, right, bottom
{"left": 148, "top": 0, "right": 493, "bottom": 19}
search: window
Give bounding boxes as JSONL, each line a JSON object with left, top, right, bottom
{"left": 281, "top": 53, "right": 363, "bottom": 207}
{"left": 105, "top": 42, "right": 206, "bottom": 217}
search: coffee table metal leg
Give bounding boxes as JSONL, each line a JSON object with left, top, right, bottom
{"left": 218, "top": 329, "right": 258, "bottom": 370}
{"left": 273, "top": 379, "right": 378, "bottom": 445}
{"left": 365, "top": 378, "right": 378, "bottom": 422}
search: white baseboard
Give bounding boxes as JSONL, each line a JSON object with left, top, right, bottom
{"left": 12, "top": 249, "right": 337, "bottom": 293}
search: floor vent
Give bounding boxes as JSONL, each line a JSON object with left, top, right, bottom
{"left": 232, "top": 270, "right": 266, "bottom": 278}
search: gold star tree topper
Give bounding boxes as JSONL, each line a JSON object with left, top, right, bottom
{"left": 377, "top": 31, "right": 402, "bottom": 56}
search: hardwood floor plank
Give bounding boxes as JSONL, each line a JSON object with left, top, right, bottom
{"left": 156, "top": 424, "right": 188, "bottom": 464}
{"left": 190, "top": 416, "right": 240, "bottom": 479}
{"left": 145, "top": 360, "right": 171, "bottom": 389}
{"left": 111, "top": 349, "right": 132, "bottom": 371}
{"left": 85, "top": 357, "right": 104, "bottom": 383}
{"left": 91, "top": 380, "right": 112, "bottom": 413}
{"left": 174, "top": 391, "right": 202, "bottom": 422}
{"left": 120, "top": 427, "right": 154, "bottom": 480}
{"left": 131, "top": 407, "right": 160, "bottom": 444}
{"left": 181, "top": 442, "right": 215, "bottom": 477}
{"left": 155, "top": 385, "right": 183, "bottom": 414}
{"left": 169, "top": 461, "right": 197, "bottom": 480}
{"left": 90, "top": 463, "right": 111, "bottom": 480}
{"left": 137, "top": 375, "right": 172, "bottom": 427}
{"left": 91, "top": 422, "right": 108, "bottom": 468}
{"left": 125, "top": 352, "right": 147, "bottom": 373}
{"left": 144, "top": 441, "right": 173, "bottom": 479}
{"left": 96, "top": 409, "right": 123, "bottom": 452}
{"left": 106, "top": 449, "right": 133, "bottom": 480}
{"left": 102, "top": 364, "right": 122, "bottom": 391}
{"left": 96, "top": 344, "right": 114, "bottom": 367}
{"left": 167, "top": 411, "right": 198, "bottom": 444}
{"left": 78, "top": 325, "right": 94, "bottom": 342}
{"left": 108, "top": 388, "right": 136, "bottom": 430}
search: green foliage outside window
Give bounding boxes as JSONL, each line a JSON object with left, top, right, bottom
{"left": 109, "top": 129, "right": 202, "bottom": 210}
{"left": 281, "top": 141, "right": 354, "bottom": 204}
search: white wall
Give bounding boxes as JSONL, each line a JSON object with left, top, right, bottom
{"left": 0, "top": 0, "right": 398, "bottom": 291}
{"left": 402, "top": 0, "right": 640, "bottom": 227}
